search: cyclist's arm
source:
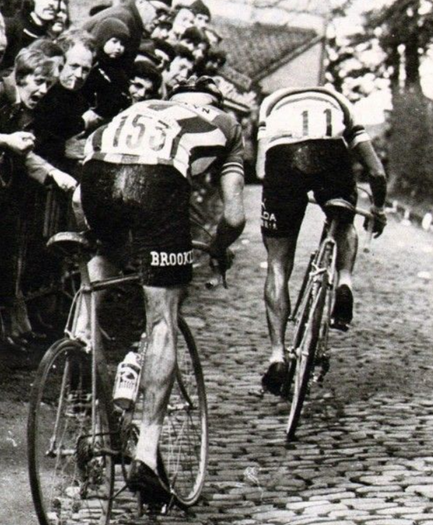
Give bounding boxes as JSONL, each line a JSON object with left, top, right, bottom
{"left": 209, "top": 168, "right": 246, "bottom": 259}
{"left": 352, "top": 140, "right": 387, "bottom": 209}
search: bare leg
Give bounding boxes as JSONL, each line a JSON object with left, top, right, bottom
{"left": 334, "top": 223, "right": 358, "bottom": 288}
{"left": 135, "top": 285, "right": 184, "bottom": 473}
{"left": 74, "top": 255, "right": 118, "bottom": 340}
{"left": 263, "top": 235, "right": 298, "bottom": 363}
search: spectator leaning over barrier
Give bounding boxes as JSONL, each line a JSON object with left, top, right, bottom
{"left": 161, "top": 44, "right": 194, "bottom": 96}
{"left": 128, "top": 60, "right": 162, "bottom": 103}
{"left": 83, "top": 19, "right": 131, "bottom": 120}
{"left": 33, "top": 29, "right": 99, "bottom": 170}
{"left": 0, "top": 47, "right": 75, "bottom": 350}
{"left": 84, "top": 0, "right": 170, "bottom": 71}
{"left": 2, "top": 0, "right": 62, "bottom": 72}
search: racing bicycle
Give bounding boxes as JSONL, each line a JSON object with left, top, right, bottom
{"left": 27, "top": 231, "right": 222, "bottom": 525}
{"left": 282, "top": 196, "right": 374, "bottom": 441}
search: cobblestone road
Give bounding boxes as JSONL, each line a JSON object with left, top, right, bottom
{"left": 118, "top": 184, "right": 433, "bottom": 525}
{"left": 4, "top": 184, "right": 433, "bottom": 525}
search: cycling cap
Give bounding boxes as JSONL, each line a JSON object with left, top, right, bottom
{"left": 170, "top": 75, "right": 223, "bottom": 107}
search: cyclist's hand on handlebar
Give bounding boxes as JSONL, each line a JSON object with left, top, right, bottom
{"left": 364, "top": 206, "right": 387, "bottom": 238}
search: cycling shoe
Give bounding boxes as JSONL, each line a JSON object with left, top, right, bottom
{"left": 262, "top": 361, "right": 288, "bottom": 396}
{"left": 128, "top": 460, "right": 171, "bottom": 504}
{"left": 331, "top": 284, "right": 353, "bottom": 332}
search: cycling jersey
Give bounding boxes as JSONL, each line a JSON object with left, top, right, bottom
{"left": 84, "top": 100, "right": 244, "bottom": 182}
{"left": 258, "top": 87, "right": 370, "bottom": 152}
{"left": 258, "top": 88, "right": 364, "bottom": 237}
{"left": 81, "top": 100, "right": 244, "bottom": 287}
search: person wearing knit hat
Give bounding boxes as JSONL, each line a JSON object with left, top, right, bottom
{"left": 128, "top": 60, "right": 162, "bottom": 103}
{"left": 190, "top": 0, "right": 211, "bottom": 28}
{"left": 153, "top": 38, "right": 176, "bottom": 71}
{"left": 83, "top": 18, "right": 131, "bottom": 119}
{"left": 136, "top": 38, "right": 161, "bottom": 67}
{"left": 94, "top": 18, "right": 130, "bottom": 59}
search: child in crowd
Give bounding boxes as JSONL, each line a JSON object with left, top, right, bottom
{"left": 83, "top": 18, "right": 131, "bottom": 120}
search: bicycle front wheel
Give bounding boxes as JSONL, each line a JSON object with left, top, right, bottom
{"left": 159, "top": 316, "right": 208, "bottom": 507}
{"left": 28, "top": 339, "right": 114, "bottom": 525}
{"left": 286, "top": 270, "right": 329, "bottom": 441}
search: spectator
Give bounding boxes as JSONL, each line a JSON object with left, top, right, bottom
{"left": 150, "top": 17, "right": 172, "bottom": 41}
{"left": 161, "top": 44, "right": 194, "bottom": 95}
{"left": 200, "top": 47, "right": 226, "bottom": 76}
{"left": 153, "top": 38, "right": 176, "bottom": 71}
{"left": 128, "top": 60, "right": 162, "bottom": 103}
{"left": 33, "top": 29, "right": 98, "bottom": 168}
{"left": 83, "top": 18, "right": 131, "bottom": 119}
{"left": 48, "top": 0, "right": 70, "bottom": 40}
{"left": 190, "top": 0, "right": 211, "bottom": 29}
{"left": 136, "top": 39, "right": 161, "bottom": 68}
{"left": 0, "top": 47, "right": 74, "bottom": 349}
{"left": 168, "top": 5, "right": 195, "bottom": 43}
{"left": 178, "top": 26, "right": 209, "bottom": 66}
{"left": 84, "top": 0, "right": 169, "bottom": 70}
{"left": 27, "top": 37, "right": 65, "bottom": 78}
{"left": 2, "top": 0, "right": 62, "bottom": 72}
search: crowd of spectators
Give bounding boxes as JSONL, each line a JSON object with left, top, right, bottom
{"left": 0, "top": 0, "right": 230, "bottom": 352}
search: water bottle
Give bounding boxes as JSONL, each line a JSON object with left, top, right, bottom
{"left": 113, "top": 350, "right": 142, "bottom": 410}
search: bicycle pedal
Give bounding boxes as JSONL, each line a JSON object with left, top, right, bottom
{"left": 330, "top": 318, "right": 350, "bottom": 332}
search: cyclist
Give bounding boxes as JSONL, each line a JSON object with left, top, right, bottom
{"left": 257, "top": 86, "right": 387, "bottom": 396}
{"left": 79, "top": 76, "right": 245, "bottom": 502}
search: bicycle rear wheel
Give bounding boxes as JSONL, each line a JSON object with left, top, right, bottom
{"left": 286, "top": 270, "right": 329, "bottom": 441}
{"left": 28, "top": 339, "right": 114, "bottom": 525}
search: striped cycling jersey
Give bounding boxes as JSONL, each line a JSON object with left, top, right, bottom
{"left": 258, "top": 87, "right": 370, "bottom": 151}
{"left": 84, "top": 100, "right": 244, "bottom": 181}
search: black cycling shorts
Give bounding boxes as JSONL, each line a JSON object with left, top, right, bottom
{"left": 81, "top": 160, "right": 193, "bottom": 287}
{"left": 261, "top": 140, "right": 358, "bottom": 237}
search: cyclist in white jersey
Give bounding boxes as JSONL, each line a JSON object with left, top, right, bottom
{"left": 257, "top": 87, "right": 387, "bottom": 396}
{"left": 79, "top": 76, "right": 246, "bottom": 501}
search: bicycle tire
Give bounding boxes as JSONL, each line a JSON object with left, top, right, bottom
{"left": 28, "top": 338, "right": 115, "bottom": 525}
{"left": 132, "top": 317, "right": 208, "bottom": 509}
{"left": 286, "top": 269, "right": 329, "bottom": 441}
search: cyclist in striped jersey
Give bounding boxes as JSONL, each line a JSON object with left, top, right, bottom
{"left": 79, "top": 75, "right": 246, "bottom": 501}
{"left": 257, "top": 87, "right": 387, "bottom": 396}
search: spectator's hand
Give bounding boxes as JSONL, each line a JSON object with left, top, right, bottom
{"left": 50, "top": 169, "right": 78, "bottom": 192}
{"left": 364, "top": 206, "right": 387, "bottom": 238}
{"left": 82, "top": 109, "right": 104, "bottom": 131}
{"left": 5, "top": 131, "right": 35, "bottom": 156}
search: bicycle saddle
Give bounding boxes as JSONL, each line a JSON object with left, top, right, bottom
{"left": 47, "top": 231, "right": 96, "bottom": 259}
{"left": 323, "top": 198, "right": 355, "bottom": 222}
